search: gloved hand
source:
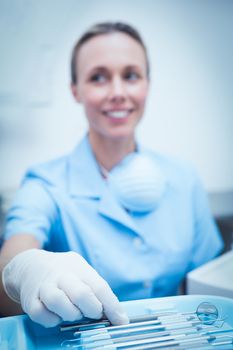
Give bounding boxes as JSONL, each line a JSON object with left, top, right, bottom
{"left": 2, "top": 249, "right": 129, "bottom": 327}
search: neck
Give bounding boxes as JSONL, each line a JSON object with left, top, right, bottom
{"left": 88, "top": 133, "right": 136, "bottom": 170}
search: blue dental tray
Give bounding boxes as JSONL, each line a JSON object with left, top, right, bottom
{"left": 0, "top": 295, "right": 233, "bottom": 349}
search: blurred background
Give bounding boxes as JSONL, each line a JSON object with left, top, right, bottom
{"left": 0, "top": 0, "right": 233, "bottom": 248}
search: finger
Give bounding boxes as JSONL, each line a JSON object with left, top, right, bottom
{"left": 39, "top": 282, "right": 83, "bottom": 322}
{"left": 22, "top": 297, "right": 62, "bottom": 327}
{"left": 80, "top": 262, "right": 129, "bottom": 325}
{"left": 69, "top": 253, "right": 129, "bottom": 325}
{"left": 92, "top": 279, "right": 129, "bottom": 325}
{"left": 58, "top": 275, "right": 103, "bottom": 320}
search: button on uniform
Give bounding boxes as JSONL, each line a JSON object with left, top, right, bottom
{"left": 143, "top": 280, "right": 152, "bottom": 289}
{"left": 132, "top": 236, "right": 152, "bottom": 294}
{"left": 133, "top": 237, "right": 146, "bottom": 251}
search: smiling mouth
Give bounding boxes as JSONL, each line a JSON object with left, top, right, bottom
{"left": 103, "top": 109, "right": 133, "bottom": 119}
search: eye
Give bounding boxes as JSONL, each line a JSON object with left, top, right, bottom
{"left": 124, "top": 71, "right": 140, "bottom": 81}
{"left": 90, "top": 73, "right": 107, "bottom": 83}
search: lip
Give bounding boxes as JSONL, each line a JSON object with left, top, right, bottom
{"left": 103, "top": 109, "right": 134, "bottom": 119}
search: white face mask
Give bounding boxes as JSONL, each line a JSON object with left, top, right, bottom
{"left": 107, "top": 152, "right": 167, "bottom": 213}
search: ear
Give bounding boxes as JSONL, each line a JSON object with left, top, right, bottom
{"left": 70, "top": 83, "right": 82, "bottom": 103}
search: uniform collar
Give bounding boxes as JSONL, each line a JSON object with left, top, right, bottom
{"left": 67, "top": 135, "right": 140, "bottom": 235}
{"left": 68, "top": 135, "right": 104, "bottom": 198}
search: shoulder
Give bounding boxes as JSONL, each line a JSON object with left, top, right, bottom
{"left": 22, "top": 153, "right": 70, "bottom": 190}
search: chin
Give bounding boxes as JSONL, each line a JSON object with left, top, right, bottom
{"left": 105, "top": 128, "right": 135, "bottom": 141}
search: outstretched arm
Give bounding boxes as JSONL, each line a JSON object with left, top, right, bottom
{"left": 0, "top": 234, "right": 40, "bottom": 316}
{"left": 0, "top": 234, "right": 129, "bottom": 328}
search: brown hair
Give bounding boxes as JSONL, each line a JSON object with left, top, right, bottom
{"left": 70, "top": 22, "right": 150, "bottom": 84}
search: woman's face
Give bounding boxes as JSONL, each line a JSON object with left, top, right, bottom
{"left": 71, "top": 32, "right": 149, "bottom": 142}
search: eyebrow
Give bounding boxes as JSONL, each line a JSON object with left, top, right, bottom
{"left": 89, "top": 66, "right": 108, "bottom": 73}
{"left": 89, "top": 64, "right": 143, "bottom": 73}
{"left": 124, "top": 65, "right": 142, "bottom": 70}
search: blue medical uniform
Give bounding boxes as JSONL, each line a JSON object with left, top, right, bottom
{"left": 4, "top": 136, "right": 223, "bottom": 301}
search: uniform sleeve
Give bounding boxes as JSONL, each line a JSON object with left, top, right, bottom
{"left": 188, "top": 174, "right": 224, "bottom": 271}
{"left": 3, "top": 178, "right": 57, "bottom": 247}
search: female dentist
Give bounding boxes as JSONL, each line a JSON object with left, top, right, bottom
{"left": 0, "top": 22, "right": 223, "bottom": 327}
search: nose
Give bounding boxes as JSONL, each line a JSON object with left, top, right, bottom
{"left": 108, "top": 77, "right": 126, "bottom": 103}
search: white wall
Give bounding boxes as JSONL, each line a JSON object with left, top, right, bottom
{"left": 0, "top": 0, "right": 232, "bottom": 193}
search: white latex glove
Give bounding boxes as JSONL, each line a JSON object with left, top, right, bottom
{"left": 2, "top": 249, "right": 129, "bottom": 327}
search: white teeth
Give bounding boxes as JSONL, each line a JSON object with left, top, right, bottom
{"left": 105, "top": 111, "right": 130, "bottom": 119}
